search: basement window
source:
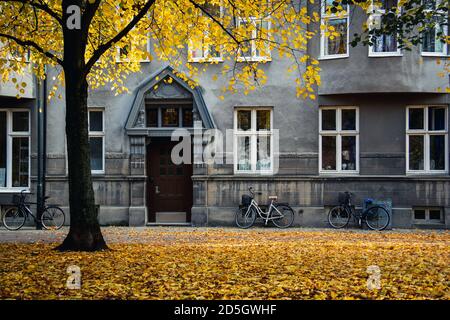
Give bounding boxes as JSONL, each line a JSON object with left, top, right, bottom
{"left": 413, "top": 208, "right": 444, "bottom": 224}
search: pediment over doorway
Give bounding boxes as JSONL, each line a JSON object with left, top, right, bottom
{"left": 145, "top": 80, "right": 192, "bottom": 100}
{"left": 125, "top": 66, "right": 215, "bottom": 135}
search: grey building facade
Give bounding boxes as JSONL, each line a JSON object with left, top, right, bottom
{"left": 0, "top": 3, "right": 449, "bottom": 229}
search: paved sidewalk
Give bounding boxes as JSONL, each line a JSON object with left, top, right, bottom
{"left": 0, "top": 226, "right": 447, "bottom": 244}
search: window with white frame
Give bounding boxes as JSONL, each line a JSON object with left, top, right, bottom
{"left": 421, "top": 0, "right": 448, "bottom": 56}
{"left": 320, "top": 0, "right": 349, "bottom": 58}
{"left": 234, "top": 108, "right": 273, "bottom": 173}
{"left": 406, "top": 106, "right": 448, "bottom": 173}
{"left": 88, "top": 109, "right": 105, "bottom": 174}
{"left": 116, "top": 36, "right": 151, "bottom": 62}
{"left": 237, "top": 17, "right": 271, "bottom": 62}
{"left": 320, "top": 107, "right": 359, "bottom": 173}
{"left": 413, "top": 208, "right": 444, "bottom": 223}
{"left": 0, "top": 110, "right": 30, "bottom": 189}
{"left": 188, "top": 3, "right": 223, "bottom": 62}
{"left": 368, "top": 0, "right": 402, "bottom": 56}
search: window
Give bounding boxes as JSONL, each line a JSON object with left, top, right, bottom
{"left": 161, "top": 108, "right": 179, "bottom": 127}
{"left": 368, "top": 0, "right": 402, "bottom": 56}
{"left": 421, "top": 0, "right": 448, "bottom": 56}
{"left": 188, "top": 3, "right": 223, "bottom": 62}
{"left": 146, "top": 105, "right": 194, "bottom": 128}
{"left": 406, "top": 106, "right": 448, "bottom": 173}
{"left": 234, "top": 108, "right": 273, "bottom": 173}
{"left": 237, "top": 18, "right": 271, "bottom": 62}
{"left": 413, "top": 208, "right": 444, "bottom": 223}
{"left": 189, "top": 38, "right": 222, "bottom": 62}
{"left": 320, "top": 107, "right": 359, "bottom": 173}
{"left": 0, "top": 110, "right": 30, "bottom": 190}
{"left": 320, "top": 0, "right": 349, "bottom": 59}
{"left": 88, "top": 110, "right": 105, "bottom": 174}
{"left": 146, "top": 109, "right": 158, "bottom": 127}
{"left": 116, "top": 36, "right": 151, "bottom": 62}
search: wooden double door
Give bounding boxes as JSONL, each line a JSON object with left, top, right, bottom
{"left": 147, "top": 139, "right": 193, "bottom": 223}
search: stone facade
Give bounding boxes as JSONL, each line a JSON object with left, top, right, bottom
{"left": 0, "top": 5, "right": 449, "bottom": 229}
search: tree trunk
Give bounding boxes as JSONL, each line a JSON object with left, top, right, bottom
{"left": 55, "top": 72, "right": 108, "bottom": 251}
{"left": 56, "top": 9, "right": 108, "bottom": 251}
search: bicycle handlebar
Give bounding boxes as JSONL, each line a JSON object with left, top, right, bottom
{"left": 248, "top": 187, "right": 262, "bottom": 196}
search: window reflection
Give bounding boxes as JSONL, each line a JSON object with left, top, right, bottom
{"left": 12, "top": 137, "right": 29, "bottom": 187}
{"left": 322, "top": 136, "right": 336, "bottom": 170}
{"left": 162, "top": 108, "right": 179, "bottom": 127}
{"left": 341, "top": 136, "right": 356, "bottom": 170}
{"left": 409, "top": 135, "right": 424, "bottom": 170}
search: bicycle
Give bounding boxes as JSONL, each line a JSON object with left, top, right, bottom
{"left": 235, "top": 187, "right": 295, "bottom": 229}
{"left": 1, "top": 190, "right": 65, "bottom": 231}
{"left": 328, "top": 191, "right": 390, "bottom": 231}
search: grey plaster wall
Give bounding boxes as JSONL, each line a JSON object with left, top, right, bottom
{"left": 192, "top": 176, "right": 450, "bottom": 229}
{"left": 307, "top": 5, "right": 449, "bottom": 95}
{"left": 1, "top": 4, "right": 449, "bottom": 229}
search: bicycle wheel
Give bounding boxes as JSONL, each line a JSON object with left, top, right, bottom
{"left": 235, "top": 206, "right": 256, "bottom": 229}
{"left": 365, "top": 206, "right": 390, "bottom": 231}
{"left": 2, "top": 207, "right": 26, "bottom": 230}
{"left": 272, "top": 205, "right": 295, "bottom": 228}
{"left": 271, "top": 205, "right": 294, "bottom": 229}
{"left": 328, "top": 205, "right": 350, "bottom": 229}
{"left": 41, "top": 206, "right": 65, "bottom": 230}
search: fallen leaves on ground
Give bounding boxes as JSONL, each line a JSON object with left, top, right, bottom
{"left": 0, "top": 228, "right": 449, "bottom": 300}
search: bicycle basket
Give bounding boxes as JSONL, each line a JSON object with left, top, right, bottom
{"left": 12, "top": 194, "right": 22, "bottom": 205}
{"left": 338, "top": 192, "right": 350, "bottom": 205}
{"left": 241, "top": 195, "right": 252, "bottom": 206}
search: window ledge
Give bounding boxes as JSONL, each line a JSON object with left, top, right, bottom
{"left": 368, "top": 53, "right": 403, "bottom": 58}
{"left": 318, "top": 54, "right": 349, "bottom": 61}
{"left": 189, "top": 58, "right": 224, "bottom": 63}
{"left": 412, "top": 221, "right": 445, "bottom": 226}
{"left": 0, "top": 188, "right": 30, "bottom": 193}
{"left": 116, "top": 60, "right": 151, "bottom": 63}
{"left": 406, "top": 171, "right": 449, "bottom": 176}
{"left": 421, "top": 52, "right": 448, "bottom": 57}
{"left": 319, "top": 171, "right": 359, "bottom": 176}
{"left": 236, "top": 57, "right": 272, "bottom": 63}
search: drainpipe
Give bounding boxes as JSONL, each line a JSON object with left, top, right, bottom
{"left": 36, "top": 67, "right": 47, "bottom": 229}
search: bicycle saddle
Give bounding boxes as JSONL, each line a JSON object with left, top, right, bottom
{"left": 268, "top": 196, "right": 278, "bottom": 201}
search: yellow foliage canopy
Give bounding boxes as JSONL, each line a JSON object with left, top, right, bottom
{"left": 0, "top": 0, "right": 323, "bottom": 100}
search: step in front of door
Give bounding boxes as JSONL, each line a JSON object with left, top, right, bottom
{"left": 155, "top": 212, "right": 187, "bottom": 223}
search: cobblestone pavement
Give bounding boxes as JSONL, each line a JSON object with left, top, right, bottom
{"left": 0, "top": 226, "right": 447, "bottom": 244}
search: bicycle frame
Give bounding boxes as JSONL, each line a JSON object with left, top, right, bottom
{"left": 246, "top": 198, "right": 284, "bottom": 225}
{"left": 17, "top": 203, "right": 38, "bottom": 223}
{"left": 341, "top": 203, "right": 376, "bottom": 227}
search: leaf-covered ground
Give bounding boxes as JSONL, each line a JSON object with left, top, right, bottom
{"left": 0, "top": 228, "right": 448, "bottom": 300}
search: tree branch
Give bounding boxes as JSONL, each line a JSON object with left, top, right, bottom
{"left": 188, "top": 0, "right": 241, "bottom": 45}
{"left": 1, "top": 0, "right": 64, "bottom": 26}
{"left": 84, "top": 0, "right": 156, "bottom": 75}
{"left": 81, "top": 0, "right": 102, "bottom": 33}
{"left": 0, "top": 32, "right": 63, "bottom": 66}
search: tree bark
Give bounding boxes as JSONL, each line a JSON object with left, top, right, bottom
{"left": 55, "top": 73, "right": 108, "bottom": 251}
{"left": 56, "top": 2, "right": 108, "bottom": 251}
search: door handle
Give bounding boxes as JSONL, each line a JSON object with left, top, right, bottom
{"left": 155, "top": 185, "right": 160, "bottom": 194}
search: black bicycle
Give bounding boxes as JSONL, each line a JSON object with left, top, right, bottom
{"left": 328, "top": 191, "right": 390, "bottom": 231}
{"left": 2, "top": 190, "right": 65, "bottom": 230}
